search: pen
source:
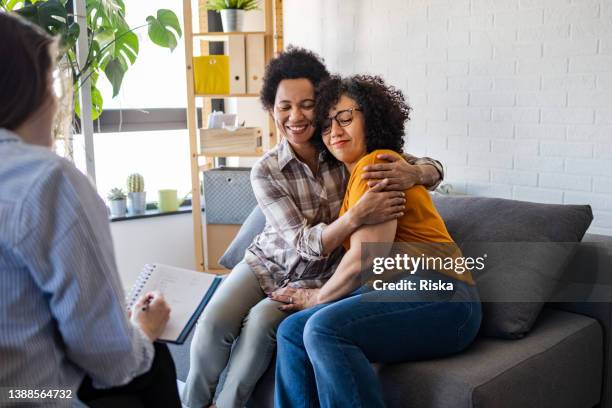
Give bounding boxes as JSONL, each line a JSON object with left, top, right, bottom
{"left": 141, "top": 294, "right": 153, "bottom": 312}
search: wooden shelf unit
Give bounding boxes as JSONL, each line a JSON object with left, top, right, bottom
{"left": 183, "top": 0, "right": 283, "bottom": 272}
{"left": 195, "top": 93, "right": 259, "bottom": 98}
{"left": 193, "top": 31, "right": 266, "bottom": 40}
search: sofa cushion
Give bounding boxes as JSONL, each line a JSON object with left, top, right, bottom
{"left": 243, "top": 309, "right": 603, "bottom": 408}
{"left": 219, "top": 197, "right": 594, "bottom": 338}
{"left": 218, "top": 206, "right": 266, "bottom": 269}
{"left": 432, "top": 195, "right": 593, "bottom": 339}
{"left": 378, "top": 309, "right": 603, "bottom": 408}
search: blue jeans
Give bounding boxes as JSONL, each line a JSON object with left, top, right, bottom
{"left": 275, "top": 273, "right": 481, "bottom": 408}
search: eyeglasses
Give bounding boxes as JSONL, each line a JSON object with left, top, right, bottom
{"left": 321, "top": 108, "right": 362, "bottom": 135}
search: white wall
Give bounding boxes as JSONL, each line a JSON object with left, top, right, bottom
{"left": 284, "top": 0, "right": 612, "bottom": 235}
{"left": 110, "top": 213, "right": 196, "bottom": 288}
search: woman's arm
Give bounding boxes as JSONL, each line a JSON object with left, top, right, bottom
{"left": 272, "top": 219, "right": 397, "bottom": 310}
{"left": 317, "top": 219, "right": 397, "bottom": 303}
{"left": 361, "top": 153, "right": 444, "bottom": 191}
{"left": 251, "top": 162, "right": 405, "bottom": 260}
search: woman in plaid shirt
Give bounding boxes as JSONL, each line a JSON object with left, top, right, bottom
{"left": 181, "top": 47, "right": 444, "bottom": 408}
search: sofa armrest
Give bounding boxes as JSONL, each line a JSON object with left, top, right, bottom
{"left": 548, "top": 234, "right": 612, "bottom": 408}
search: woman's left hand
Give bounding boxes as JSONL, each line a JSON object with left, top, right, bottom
{"left": 362, "top": 153, "right": 424, "bottom": 191}
{"left": 270, "top": 287, "right": 320, "bottom": 312}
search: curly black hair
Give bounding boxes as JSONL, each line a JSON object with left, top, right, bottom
{"left": 259, "top": 46, "right": 330, "bottom": 110}
{"left": 313, "top": 75, "right": 411, "bottom": 161}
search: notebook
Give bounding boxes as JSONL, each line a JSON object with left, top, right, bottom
{"left": 126, "top": 264, "right": 223, "bottom": 344}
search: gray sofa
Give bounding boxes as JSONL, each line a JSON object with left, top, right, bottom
{"left": 170, "top": 197, "right": 612, "bottom": 408}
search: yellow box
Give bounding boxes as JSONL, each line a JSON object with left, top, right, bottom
{"left": 193, "top": 55, "right": 230, "bottom": 95}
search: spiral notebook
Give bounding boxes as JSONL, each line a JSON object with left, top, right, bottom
{"left": 126, "top": 264, "right": 223, "bottom": 344}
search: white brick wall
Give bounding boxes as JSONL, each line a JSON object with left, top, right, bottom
{"left": 284, "top": 0, "right": 612, "bottom": 235}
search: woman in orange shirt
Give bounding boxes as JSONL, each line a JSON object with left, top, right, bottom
{"left": 272, "top": 75, "right": 482, "bottom": 408}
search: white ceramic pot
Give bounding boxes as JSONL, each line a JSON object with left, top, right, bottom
{"left": 128, "top": 192, "right": 147, "bottom": 215}
{"left": 109, "top": 199, "right": 127, "bottom": 217}
{"left": 220, "top": 9, "right": 245, "bottom": 32}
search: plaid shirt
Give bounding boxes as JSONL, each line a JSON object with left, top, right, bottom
{"left": 245, "top": 138, "right": 444, "bottom": 294}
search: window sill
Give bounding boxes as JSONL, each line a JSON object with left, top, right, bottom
{"left": 109, "top": 205, "right": 204, "bottom": 222}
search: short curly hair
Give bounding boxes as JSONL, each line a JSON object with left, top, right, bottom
{"left": 313, "top": 75, "right": 411, "bottom": 161}
{"left": 259, "top": 46, "right": 330, "bottom": 110}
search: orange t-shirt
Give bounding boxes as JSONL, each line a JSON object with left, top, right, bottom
{"left": 339, "top": 149, "right": 474, "bottom": 285}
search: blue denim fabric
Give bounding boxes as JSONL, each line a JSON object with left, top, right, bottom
{"left": 275, "top": 273, "right": 481, "bottom": 408}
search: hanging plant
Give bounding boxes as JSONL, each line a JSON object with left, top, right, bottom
{"left": 1, "top": 0, "right": 182, "bottom": 120}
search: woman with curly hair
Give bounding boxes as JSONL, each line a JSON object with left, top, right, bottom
{"left": 271, "top": 75, "right": 482, "bottom": 408}
{"left": 182, "top": 48, "right": 446, "bottom": 408}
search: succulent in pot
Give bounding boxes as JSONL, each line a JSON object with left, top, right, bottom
{"left": 127, "top": 173, "right": 147, "bottom": 215}
{"left": 206, "top": 0, "right": 260, "bottom": 32}
{"left": 107, "top": 188, "right": 127, "bottom": 217}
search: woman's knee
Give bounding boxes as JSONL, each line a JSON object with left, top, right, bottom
{"left": 302, "top": 311, "right": 338, "bottom": 352}
{"left": 242, "top": 301, "right": 286, "bottom": 341}
{"left": 277, "top": 312, "right": 307, "bottom": 344}
{"left": 194, "top": 308, "right": 237, "bottom": 346}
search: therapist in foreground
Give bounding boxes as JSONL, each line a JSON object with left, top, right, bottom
{"left": 0, "top": 12, "right": 180, "bottom": 407}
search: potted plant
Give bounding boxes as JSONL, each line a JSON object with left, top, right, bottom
{"left": 127, "top": 173, "right": 146, "bottom": 215}
{"left": 107, "top": 188, "right": 127, "bottom": 217}
{"left": 2, "top": 1, "right": 182, "bottom": 160}
{"left": 206, "top": 0, "right": 259, "bottom": 32}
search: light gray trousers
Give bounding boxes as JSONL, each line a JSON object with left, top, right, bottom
{"left": 181, "top": 261, "right": 287, "bottom": 408}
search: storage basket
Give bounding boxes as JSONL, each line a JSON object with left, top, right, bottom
{"left": 202, "top": 167, "right": 257, "bottom": 224}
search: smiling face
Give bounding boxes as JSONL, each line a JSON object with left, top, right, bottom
{"left": 322, "top": 94, "right": 368, "bottom": 171}
{"left": 272, "top": 78, "right": 317, "bottom": 147}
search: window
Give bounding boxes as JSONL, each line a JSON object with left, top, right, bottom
{"left": 73, "top": 0, "right": 190, "bottom": 203}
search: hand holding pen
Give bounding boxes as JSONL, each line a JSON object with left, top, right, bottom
{"left": 130, "top": 291, "right": 171, "bottom": 341}
{"left": 141, "top": 293, "right": 154, "bottom": 312}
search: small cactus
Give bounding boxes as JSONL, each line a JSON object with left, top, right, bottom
{"left": 107, "top": 188, "right": 126, "bottom": 201}
{"left": 127, "top": 173, "right": 145, "bottom": 193}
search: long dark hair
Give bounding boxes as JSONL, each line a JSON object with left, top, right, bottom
{"left": 0, "top": 12, "right": 56, "bottom": 130}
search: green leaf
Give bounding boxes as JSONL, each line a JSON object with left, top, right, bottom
{"left": 14, "top": 3, "right": 38, "bottom": 22}
{"left": 73, "top": 83, "right": 103, "bottom": 120}
{"left": 103, "top": 57, "right": 125, "bottom": 97}
{"left": 60, "top": 21, "right": 80, "bottom": 50}
{"left": 206, "top": 0, "right": 258, "bottom": 11}
{"left": 146, "top": 9, "right": 182, "bottom": 51}
{"left": 86, "top": 0, "right": 125, "bottom": 30}
{"left": 91, "top": 84, "right": 103, "bottom": 120}
{"left": 3, "top": 0, "right": 26, "bottom": 11}
{"left": 38, "top": 0, "right": 67, "bottom": 32}
{"left": 96, "top": 26, "right": 139, "bottom": 71}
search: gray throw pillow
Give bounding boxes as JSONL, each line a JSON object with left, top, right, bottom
{"left": 218, "top": 206, "right": 266, "bottom": 269}
{"left": 432, "top": 195, "right": 593, "bottom": 339}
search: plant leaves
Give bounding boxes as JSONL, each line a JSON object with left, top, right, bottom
{"left": 146, "top": 9, "right": 182, "bottom": 51}
{"left": 86, "top": 0, "right": 125, "bottom": 30}
{"left": 96, "top": 26, "right": 138, "bottom": 71}
{"left": 206, "top": 0, "right": 259, "bottom": 11}
{"left": 61, "top": 22, "right": 80, "bottom": 50}
{"left": 73, "top": 82, "right": 103, "bottom": 120}
{"left": 14, "top": 3, "right": 38, "bottom": 22}
{"left": 103, "top": 57, "right": 125, "bottom": 97}
{"left": 38, "top": 0, "right": 67, "bottom": 32}
{"left": 3, "top": 0, "right": 26, "bottom": 11}
{"left": 91, "top": 83, "right": 103, "bottom": 120}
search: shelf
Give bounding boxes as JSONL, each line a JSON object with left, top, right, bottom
{"left": 183, "top": 0, "right": 282, "bottom": 272}
{"left": 199, "top": 151, "right": 263, "bottom": 159}
{"left": 200, "top": 127, "right": 263, "bottom": 157}
{"left": 195, "top": 93, "right": 259, "bottom": 98}
{"left": 193, "top": 31, "right": 266, "bottom": 41}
